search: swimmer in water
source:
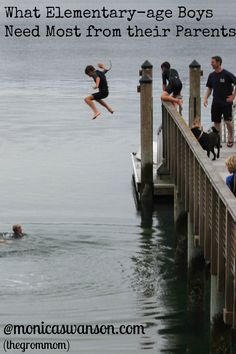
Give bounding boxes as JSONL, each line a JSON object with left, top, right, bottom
{"left": 84, "top": 62, "right": 114, "bottom": 120}
{"left": 12, "top": 224, "right": 24, "bottom": 238}
{"left": 0, "top": 224, "right": 25, "bottom": 242}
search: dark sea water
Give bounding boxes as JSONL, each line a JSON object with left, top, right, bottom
{"left": 0, "top": 0, "right": 235, "bottom": 352}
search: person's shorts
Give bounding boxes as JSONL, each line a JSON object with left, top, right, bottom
{"left": 92, "top": 91, "right": 108, "bottom": 100}
{"left": 166, "top": 78, "right": 182, "bottom": 96}
{"left": 211, "top": 103, "right": 232, "bottom": 123}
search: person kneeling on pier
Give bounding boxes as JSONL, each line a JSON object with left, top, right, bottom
{"left": 225, "top": 155, "right": 236, "bottom": 196}
{"left": 160, "top": 61, "right": 183, "bottom": 108}
{"left": 84, "top": 62, "right": 114, "bottom": 120}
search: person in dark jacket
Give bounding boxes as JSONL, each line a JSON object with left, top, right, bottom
{"left": 84, "top": 63, "right": 114, "bottom": 119}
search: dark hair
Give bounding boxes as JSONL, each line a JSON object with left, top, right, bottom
{"left": 85, "top": 65, "right": 95, "bottom": 75}
{"left": 161, "top": 61, "right": 171, "bottom": 70}
{"left": 211, "top": 56, "right": 222, "bottom": 65}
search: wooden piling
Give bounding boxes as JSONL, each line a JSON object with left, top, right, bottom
{"left": 211, "top": 275, "right": 224, "bottom": 323}
{"left": 174, "top": 206, "right": 187, "bottom": 271}
{"left": 188, "top": 213, "right": 194, "bottom": 266}
{"left": 141, "top": 60, "right": 153, "bottom": 78}
{"left": 189, "top": 60, "right": 202, "bottom": 126}
{"left": 139, "top": 63, "right": 153, "bottom": 204}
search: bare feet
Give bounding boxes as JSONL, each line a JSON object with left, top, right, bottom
{"left": 108, "top": 107, "right": 114, "bottom": 114}
{"left": 92, "top": 112, "right": 101, "bottom": 120}
{"left": 227, "top": 140, "right": 234, "bottom": 147}
{"left": 172, "top": 98, "right": 183, "bottom": 109}
{"left": 177, "top": 98, "right": 183, "bottom": 107}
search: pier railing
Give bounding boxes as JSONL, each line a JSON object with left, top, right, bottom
{"left": 162, "top": 101, "right": 236, "bottom": 327}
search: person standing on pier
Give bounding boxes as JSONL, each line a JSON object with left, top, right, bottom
{"left": 84, "top": 62, "right": 114, "bottom": 120}
{"left": 160, "top": 61, "right": 183, "bottom": 108}
{"left": 204, "top": 56, "right": 236, "bottom": 147}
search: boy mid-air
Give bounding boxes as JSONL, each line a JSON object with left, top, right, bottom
{"left": 84, "top": 63, "right": 114, "bottom": 120}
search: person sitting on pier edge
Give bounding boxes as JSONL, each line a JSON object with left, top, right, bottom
{"left": 225, "top": 155, "right": 236, "bottom": 196}
{"left": 204, "top": 56, "right": 236, "bottom": 148}
{"left": 84, "top": 62, "right": 114, "bottom": 120}
{"left": 160, "top": 61, "right": 183, "bottom": 108}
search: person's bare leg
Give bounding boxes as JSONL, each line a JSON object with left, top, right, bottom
{"left": 84, "top": 96, "right": 101, "bottom": 119}
{"left": 214, "top": 122, "right": 221, "bottom": 132}
{"left": 214, "top": 122, "right": 222, "bottom": 144}
{"left": 225, "top": 120, "right": 234, "bottom": 145}
{"left": 97, "top": 99, "right": 114, "bottom": 113}
{"left": 161, "top": 91, "right": 183, "bottom": 108}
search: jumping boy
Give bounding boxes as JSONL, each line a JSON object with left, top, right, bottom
{"left": 84, "top": 63, "right": 114, "bottom": 119}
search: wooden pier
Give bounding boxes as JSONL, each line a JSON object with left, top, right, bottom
{"left": 161, "top": 101, "right": 236, "bottom": 327}
{"left": 132, "top": 60, "right": 236, "bottom": 340}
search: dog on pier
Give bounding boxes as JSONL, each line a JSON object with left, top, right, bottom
{"left": 191, "top": 118, "right": 221, "bottom": 160}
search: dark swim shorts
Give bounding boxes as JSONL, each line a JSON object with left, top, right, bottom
{"left": 211, "top": 103, "right": 232, "bottom": 123}
{"left": 92, "top": 91, "right": 109, "bottom": 100}
{"left": 166, "top": 78, "right": 182, "bottom": 96}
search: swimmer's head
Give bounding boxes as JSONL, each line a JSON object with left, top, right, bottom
{"left": 12, "top": 224, "right": 22, "bottom": 235}
{"left": 85, "top": 65, "right": 96, "bottom": 77}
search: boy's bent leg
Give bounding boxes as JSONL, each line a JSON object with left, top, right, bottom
{"left": 97, "top": 99, "right": 114, "bottom": 113}
{"left": 161, "top": 91, "right": 183, "bottom": 107}
{"left": 84, "top": 96, "right": 101, "bottom": 118}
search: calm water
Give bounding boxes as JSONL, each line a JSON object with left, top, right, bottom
{"left": 0, "top": 0, "right": 235, "bottom": 352}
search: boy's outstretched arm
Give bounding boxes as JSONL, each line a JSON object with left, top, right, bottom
{"left": 98, "top": 62, "right": 111, "bottom": 73}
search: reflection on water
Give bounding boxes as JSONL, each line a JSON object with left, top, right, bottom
{"left": 132, "top": 204, "right": 187, "bottom": 353}
{"left": 0, "top": 207, "right": 210, "bottom": 353}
